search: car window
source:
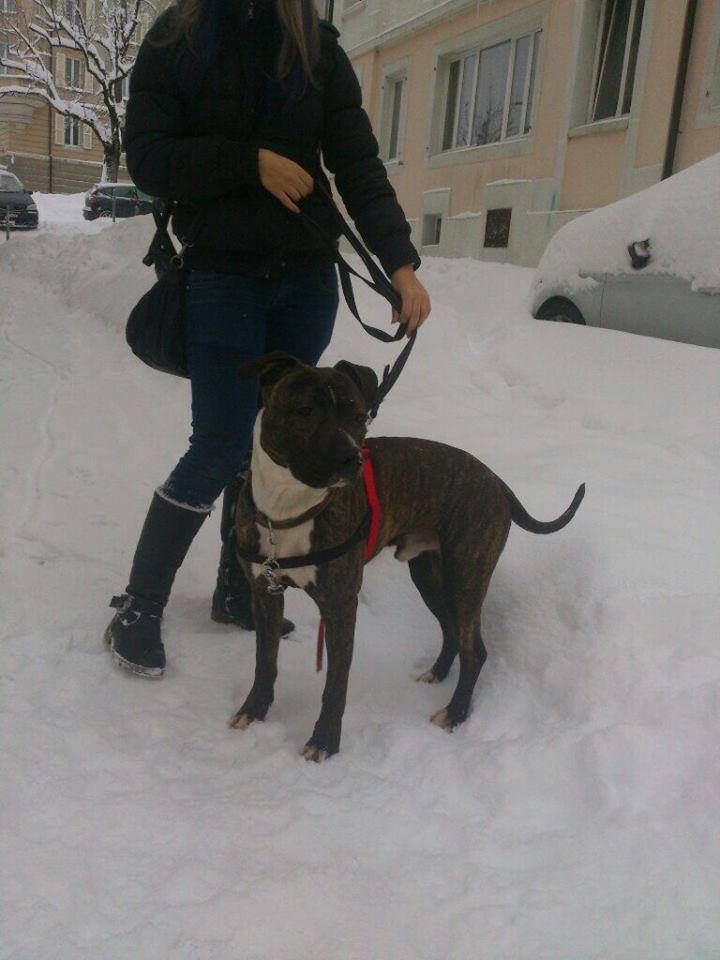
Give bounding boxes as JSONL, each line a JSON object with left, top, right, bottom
{"left": 136, "top": 189, "right": 153, "bottom": 202}
{"left": 0, "top": 172, "right": 23, "bottom": 192}
{"left": 100, "top": 185, "right": 132, "bottom": 198}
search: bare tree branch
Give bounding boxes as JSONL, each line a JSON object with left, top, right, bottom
{"left": 1, "top": 0, "right": 154, "bottom": 180}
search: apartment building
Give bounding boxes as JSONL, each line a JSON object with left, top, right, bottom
{"left": 0, "top": 0, "right": 141, "bottom": 191}
{"left": 339, "top": 0, "right": 720, "bottom": 265}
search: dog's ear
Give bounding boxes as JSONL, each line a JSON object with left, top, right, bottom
{"left": 334, "top": 361, "right": 379, "bottom": 411}
{"left": 239, "top": 352, "right": 307, "bottom": 394}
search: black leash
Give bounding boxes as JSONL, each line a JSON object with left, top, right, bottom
{"left": 298, "top": 182, "right": 418, "bottom": 420}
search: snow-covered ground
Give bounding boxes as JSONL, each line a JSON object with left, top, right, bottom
{"left": 1, "top": 213, "right": 719, "bottom": 959}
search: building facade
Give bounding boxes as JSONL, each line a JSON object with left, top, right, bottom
{"left": 0, "top": 0, "right": 143, "bottom": 192}
{"left": 3, "top": 0, "right": 719, "bottom": 267}
{"left": 338, "top": 0, "right": 720, "bottom": 265}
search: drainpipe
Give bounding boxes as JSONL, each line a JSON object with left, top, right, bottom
{"left": 324, "top": 0, "right": 335, "bottom": 23}
{"left": 47, "top": 102, "right": 54, "bottom": 193}
{"left": 662, "top": 0, "right": 697, "bottom": 180}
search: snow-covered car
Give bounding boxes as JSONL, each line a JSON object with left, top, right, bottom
{"left": 0, "top": 170, "right": 39, "bottom": 229}
{"left": 530, "top": 153, "right": 720, "bottom": 349}
{"left": 83, "top": 182, "right": 153, "bottom": 220}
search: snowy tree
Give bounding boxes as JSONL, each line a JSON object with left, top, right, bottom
{"left": 0, "top": 0, "right": 156, "bottom": 182}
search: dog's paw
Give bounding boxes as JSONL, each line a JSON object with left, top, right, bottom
{"left": 302, "top": 743, "right": 329, "bottom": 763}
{"left": 416, "top": 668, "right": 440, "bottom": 684}
{"left": 430, "top": 708, "right": 455, "bottom": 731}
{"left": 431, "top": 703, "right": 470, "bottom": 731}
{"left": 228, "top": 711, "right": 254, "bottom": 730}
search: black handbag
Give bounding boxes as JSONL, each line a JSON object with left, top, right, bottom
{"left": 125, "top": 200, "right": 204, "bottom": 378}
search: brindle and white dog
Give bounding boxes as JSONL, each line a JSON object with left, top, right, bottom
{"left": 230, "top": 352, "right": 585, "bottom": 761}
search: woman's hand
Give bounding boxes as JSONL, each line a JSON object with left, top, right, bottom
{"left": 258, "top": 148, "right": 314, "bottom": 214}
{"left": 390, "top": 265, "right": 432, "bottom": 336}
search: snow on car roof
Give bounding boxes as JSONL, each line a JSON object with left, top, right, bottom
{"left": 534, "top": 152, "right": 720, "bottom": 297}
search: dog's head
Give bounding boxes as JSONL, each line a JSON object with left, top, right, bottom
{"left": 239, "top": 352, "right": 378, "bottom": 489}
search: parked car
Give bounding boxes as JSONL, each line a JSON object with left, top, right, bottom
{"left": 531, "top": 153, "right": 720, "bottom": 349}
{"left": 83, "top": 182, "right": 154, "bottom": 220}
{"left": 0, "top": 170, "right": 39, "bottom": 229}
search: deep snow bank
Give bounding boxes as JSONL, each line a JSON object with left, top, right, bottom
{"left": 1, "top": 217, "right": 719, "bottom": 959}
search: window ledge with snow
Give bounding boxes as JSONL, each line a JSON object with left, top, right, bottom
{"left": 568, "top": 116, "right": 629, "bottom": 139}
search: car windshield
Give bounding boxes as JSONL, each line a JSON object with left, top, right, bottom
{"left": 0, "top": 172, "right": 24, "bottom": 193}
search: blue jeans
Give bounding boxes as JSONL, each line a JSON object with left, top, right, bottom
{"left": 161, "top": 264, "right": 339, "bottom": 510}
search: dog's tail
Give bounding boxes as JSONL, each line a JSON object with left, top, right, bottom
{"left": 500, "top": 480, "right": 586, "bottom": 534}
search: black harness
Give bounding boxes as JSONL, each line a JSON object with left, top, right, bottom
{"left": 235, "top": 479, "right": 371, "bottom": 574}
{"left": 235, "top": 512, "right": 371, "bottom": 572}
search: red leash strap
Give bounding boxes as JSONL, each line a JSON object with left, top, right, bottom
{"left": 317, "top": 447, "right": 379, "bottom": 672}
{"left": 362, "top": 447, "right": 381, "bottom": 562}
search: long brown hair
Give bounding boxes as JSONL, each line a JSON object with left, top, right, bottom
{"left": 158, "top": 0, "right": 320, "bottom": 86}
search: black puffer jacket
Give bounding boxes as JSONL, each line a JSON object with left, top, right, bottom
{"left": 125, "top": 3, "right": 420, "bottom": 278}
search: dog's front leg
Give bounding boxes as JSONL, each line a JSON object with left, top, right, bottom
{"left": 303, "top": 597, "right": 358, "bottom": 762}
{"left": 229, "top": 579, "right": 284, "bottom": 731}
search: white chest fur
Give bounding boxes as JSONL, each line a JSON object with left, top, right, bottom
{"left": 249, "top": 414, "right": 327, "bottom": 590}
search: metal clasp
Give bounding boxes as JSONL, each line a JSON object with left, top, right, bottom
{"left": 262, "top": 520, "right": 285, "bottom": 594}
{"left": 172, "top": 237, "right": 195, "bottom": 271}
{"left": 262, "top": 558, "right": 285, "bottom": 595}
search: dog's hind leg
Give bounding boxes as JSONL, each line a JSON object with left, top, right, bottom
{"left": 409, "top": 551, "right": 458, "bottom": 683}
{"left": 430, "top": 621, "right": 487, "bottom": 731}
{"left": 428, "top": 541, "right": 502, "bottom": 731}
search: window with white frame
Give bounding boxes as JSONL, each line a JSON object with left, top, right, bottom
{"left": 114, "top": 74, "right": 130, "bottom": 102}
{"left": 711, "top": 38, "right": 720, "bottom": 109}
{"left": 64, "top": 116, "right": 81, "bottom": 146}
{"left": 588, "top": 0, "right": 645, "bottom": 122}
{"left": 352, "top": 61, "right": 364, "bottom": 100}
{"left": 380, "top": 71, "right": 407, "bottom": 162}
{"left": 422, "top": 214, "right": 443, "bottom": 246}
{"left": 442, "top": 29, "right": 541, "bottom": 151}
{"left": 65, "top": 0, "right": 82, "bottom": 25}
{"left": 65, "top": 56, "right": 82, "bottom": 89}
{"left": 0, "top": 41, "right": 10, "bottom": 75}
{"left": 387, "top": 77, "right": 404, "bottom": 159}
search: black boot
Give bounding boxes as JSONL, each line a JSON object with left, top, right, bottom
{"left": 106, "top": 492, "right": 210, "bottom": 678}
{"left": 211, "top": 475, "right": 295, "bottom": 637}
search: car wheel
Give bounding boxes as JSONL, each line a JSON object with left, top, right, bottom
{"left": 536, "top": 297, "right": 586, "bottom": 325}
{"left": 99, "top": 209, "right": 112, "bottom": 218}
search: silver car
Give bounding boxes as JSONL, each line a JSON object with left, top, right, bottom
{"left": 531, "top": 159, "right": 720, "bottom": 349}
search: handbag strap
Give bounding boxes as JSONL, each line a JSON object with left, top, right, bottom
{"left": 142, "top": 199, "right": 205, "bottom": 271}
{"left": 298, "top": 182, "right": 418, "bottom": 419}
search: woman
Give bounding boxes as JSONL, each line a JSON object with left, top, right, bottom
{"left": 107, "top": 0, "right": 431, "bottom": 678}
